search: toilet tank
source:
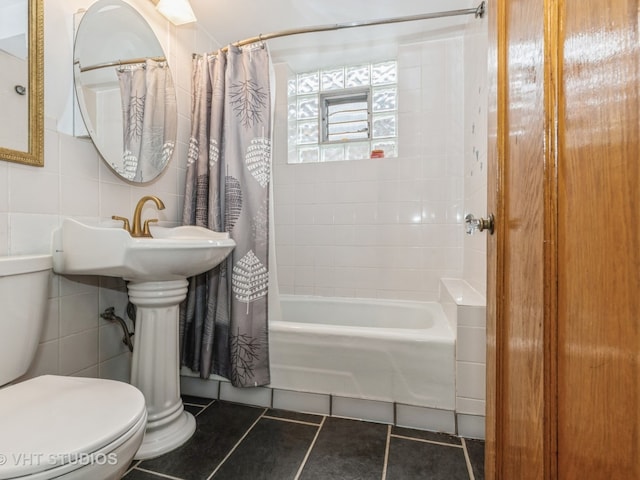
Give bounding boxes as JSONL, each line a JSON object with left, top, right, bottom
{"left": 0, "top": 255, "right": 52, "bottom": 386}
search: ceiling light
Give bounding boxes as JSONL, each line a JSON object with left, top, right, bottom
{"left": 155, "top": 0, "right": 197, "bottom": 26}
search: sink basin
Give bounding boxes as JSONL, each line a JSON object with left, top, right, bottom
{"left": 52, "top": 218, "right": 235, "bottom": 282}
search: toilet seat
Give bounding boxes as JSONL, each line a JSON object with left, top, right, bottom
{"left": 0, "top": 375, "right": 147, "bottom": 479}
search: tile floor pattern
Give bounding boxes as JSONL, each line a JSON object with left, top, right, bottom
{"left": 124, "top": 396, "right": 485, "bottom": 480}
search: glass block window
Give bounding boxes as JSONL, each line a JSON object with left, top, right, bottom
{"left": 288, "top": 60, "right": 397, "bottom": 163}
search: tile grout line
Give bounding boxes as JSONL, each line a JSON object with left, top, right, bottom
{"left": 184, "top": 398, "right": 216, "bottom": 418}
{"left": 205, "top": 408, "right": 269, "bottom": 480}
{"left": 192, "top": 406, "right": 206, "bottom": 417}
{"left": 183, "top": 399, "right": 215, "bottom": 408}
{"left": 390, "top": 433, "right": 464, "bottom": 449}
{"left": 182, "top": 404, "right": 205, "bottom": 417}
{"left": 133, "top": 466, "right": 186, "bottom": 480}
{"left": 123, "top": 460, "right": 141, "bottom": 477}
{"left": 393, "top": 401, "right": 397, "bottom": 426}
{"left": 461, "top": 438, "right": 476, "bottom": 480}
{"left": 293, "top": 415, "right": 327, "bottom": 480}
{"left": 381, "top": 424, "right": 392, "bottom": 480}
{"left": 262, "top": 414, "right": 322, "bottom": 427}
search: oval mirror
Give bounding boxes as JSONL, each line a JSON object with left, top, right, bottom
{"left": 74, "top": 0, "right": 177, "bottom": 183}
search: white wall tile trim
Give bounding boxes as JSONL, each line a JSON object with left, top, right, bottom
{"left": 219, "top": 382, "right": 273, "bottom": 408}
{"left": 181, "top": 376, "right": 469, "bottom": 435}
{"left": 332, "top": 396, "right": 395, "bottom": 425}
{"left": 395, "top": 403, "right": 456, "bottom": 435}
{"left": 272, "top": 389, "right": 331, "bottom": 416}
{"left": 457, "top": 413, "right": 485, "bottom": 440}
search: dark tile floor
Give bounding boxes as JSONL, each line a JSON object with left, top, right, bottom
{"left": 124, "top": 395, "right": 485, "bottom": 480}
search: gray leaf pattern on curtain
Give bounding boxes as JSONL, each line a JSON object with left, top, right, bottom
{"left": 121, "top": 151, "right": 138, "bottom": 180}
{"left": 232, "top": 250, "right": 269, "bottom": 314}
{"left": 209, "top": 139, "right": 220, "bottom": 166}
{"left": 116, "top": 59, "right": 177, "bottom": 182}
{"left": 229, "top": 79, "right": 268, "bottom": 128}
{"left": 195, "top": 175, "right": 209, "bottom": 226}
{"left": 181, "top": 43, "right": 272, "bottom": 387}
{"left": 224, "top": 176, "right": 243, "bottom": 232}
{"left": 252, "top": 199, "right": 269, "bottom": 249}
{"left": 246, "top": 137, "right": 271, "bottom": 188}
{"left": 180, "top": 52, "right": 224, "bottom": 377}
{"left": 125, "top": 95, "right": 145, "bottom": 139}
{"left": 229, "top": 328, "right": 261, "bottom": 385}
{"left": 187, "top": 137, "right": 199, "bottom": 166}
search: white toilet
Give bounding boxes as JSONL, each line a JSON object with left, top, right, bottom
{"left": 0, "top": 255, "right": 147, "bottom": 479}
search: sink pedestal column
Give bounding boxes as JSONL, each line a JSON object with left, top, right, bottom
{"left": 128, "top": 279, "right": 195, "bottom": 460}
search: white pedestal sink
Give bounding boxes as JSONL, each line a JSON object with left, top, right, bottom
{"left": 127, "top": 279, "right": 192, "bottom": 459}
{"left": 52, "top": 218, "right": 235, "bottom": 459}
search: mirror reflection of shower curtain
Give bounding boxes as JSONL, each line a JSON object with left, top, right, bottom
{"left": 180, "top": 43, "right": 274, "bottom": 387}
{"left": 116, "top": 59, "right": 176, "bottom": 182}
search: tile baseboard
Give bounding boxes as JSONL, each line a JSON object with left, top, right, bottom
{"left": 181, "top": 375, "right": 485, "bottom": 437}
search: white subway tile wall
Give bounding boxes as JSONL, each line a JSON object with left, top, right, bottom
{"left": 273, "top": 35, "right": 466, "bottom": 301}
{"left": 440, "top": 278, "right": 487, "bottom": 439}
{"left": 463, "top": 13, "right": 489, "bottom": 297}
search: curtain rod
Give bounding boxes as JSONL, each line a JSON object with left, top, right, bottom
{"left": 75, "top": 56, "right": 167, "bottom": 73}
{"left": 201, "top": 1, "right": 485, "bottom": 55}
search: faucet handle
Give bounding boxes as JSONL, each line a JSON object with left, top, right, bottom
{"left": 112, "top": 215, "right": 131, "bottom": 234}
{"left": 142, "top": 219, "right": 158, "bottom": 237}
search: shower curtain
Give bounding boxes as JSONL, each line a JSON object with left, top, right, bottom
{"left": 180, "top": 44, "right": 273, "bottom": 387}
{"left": 116, "top": 59, "right": 176, "bottom": 182}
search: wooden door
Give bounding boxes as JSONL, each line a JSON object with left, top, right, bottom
{"left": 486, "top": 0, "right": 548, "bottom": 477}
{"left": 557, "top": 0, "right": 639, "bottom": 476}
{"left": 486, "top": 0, "right": 640, "bottom": 478}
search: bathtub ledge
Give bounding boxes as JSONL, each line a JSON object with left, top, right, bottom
{"left": 440, "top": 278, "right": 486, "bottom": 307}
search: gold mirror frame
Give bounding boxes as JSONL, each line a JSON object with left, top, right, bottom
{"left": 0, "top": 0, "right": 44, "bottom": 167}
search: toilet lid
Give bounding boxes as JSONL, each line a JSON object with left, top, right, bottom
{"left": 0, "top": 375, "right": 146, "bottom": 478}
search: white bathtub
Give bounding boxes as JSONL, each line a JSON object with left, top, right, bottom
{"left": 268, "top": 295, "right": 456, "bottom": 410}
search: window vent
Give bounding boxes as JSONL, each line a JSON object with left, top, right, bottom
{"left": 321, "top": 90, "right": 370, "bottom": 143}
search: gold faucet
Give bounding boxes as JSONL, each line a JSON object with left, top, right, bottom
{"left": 113, "top": 195, "right": 166, "bottom": 238}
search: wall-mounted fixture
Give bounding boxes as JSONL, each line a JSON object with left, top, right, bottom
{"left": 153, "top": 0, "right": 196, "bottom": 25}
